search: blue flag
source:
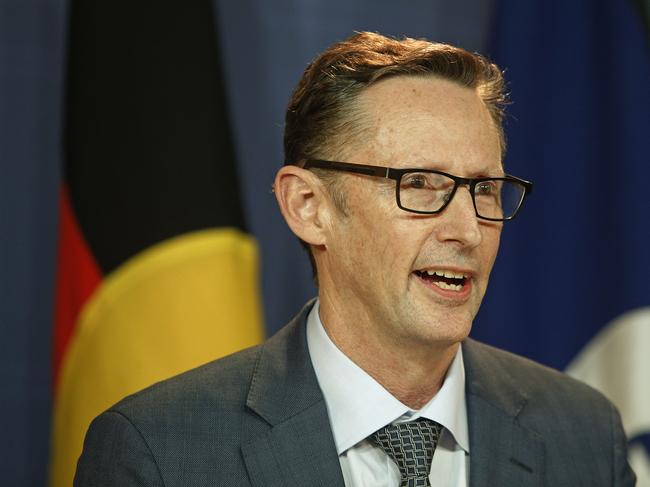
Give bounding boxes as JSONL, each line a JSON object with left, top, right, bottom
{"left": 472, "top": 0, "right": 650, "bottom": 480}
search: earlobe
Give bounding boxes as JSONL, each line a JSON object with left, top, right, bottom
{"left": 274, "top": 166, "right": 328, "bottom": 246}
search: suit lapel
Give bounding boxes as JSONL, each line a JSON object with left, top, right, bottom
{"left": 463, "top": 339, "right": 545, "bottom": 487}
{"left": 242, "top": 301, "right": 345, "bottom": 487}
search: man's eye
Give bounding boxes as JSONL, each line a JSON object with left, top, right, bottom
{"left": 476, "top": 181, "right": 496, "bottom": 195}
{"left": 404, "top": 175, "right": 427, "bottom": 189}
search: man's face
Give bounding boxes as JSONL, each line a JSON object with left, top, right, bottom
{"left": 320, "top": 75, "right": 503, "bottom": 347}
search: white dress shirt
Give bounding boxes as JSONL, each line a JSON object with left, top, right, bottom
{"left": 306, "top": 301, "right": 470, "bottom": 487}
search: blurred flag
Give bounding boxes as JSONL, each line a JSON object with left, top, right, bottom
{"left": 473, "top": 0, "right": 650, "bottom": 482}
{"left": 49, "top": 1, "right": 264, "bottom": 486}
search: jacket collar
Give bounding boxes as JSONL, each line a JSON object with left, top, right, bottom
{"left": 242, "top": 300, "right": 346, "bottom": 487}
{"left": 463, "top": 338, "right": 544, "bottom": 487}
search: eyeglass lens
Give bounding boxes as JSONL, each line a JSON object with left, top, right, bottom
{"left": 398, "top": 172, "right": 525, "bottom": 219}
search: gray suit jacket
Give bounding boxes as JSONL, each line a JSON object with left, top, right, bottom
{"left": 75, "top": 301, "right": 635, "bottom": 486}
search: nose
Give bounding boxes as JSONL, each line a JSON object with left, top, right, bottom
{"left": 435, "top": 186, "right": 482, "bottom": 248}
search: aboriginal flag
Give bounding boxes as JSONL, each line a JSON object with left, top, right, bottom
{"left": 49, "top": 2, "right": 264, "bottom": 486}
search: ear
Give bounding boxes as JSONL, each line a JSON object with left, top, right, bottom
{"left": 274, "top": 165, "right": 331, "bottom": 246}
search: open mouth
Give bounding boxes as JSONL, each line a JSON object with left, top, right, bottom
{"left": 413, "top": 269, "right": 469, "bottom": 292}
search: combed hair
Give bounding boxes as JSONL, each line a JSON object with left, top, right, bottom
{"left": 285, "top": 31, "right": 508, "bottom": 167}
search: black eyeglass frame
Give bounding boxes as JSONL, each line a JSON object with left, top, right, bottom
{"left": 302, "top": 159, "right": 533, "bottom": 221}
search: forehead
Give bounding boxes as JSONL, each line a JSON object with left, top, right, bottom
{"left": 353, "top": 75, "right": 502, "bottom": 174}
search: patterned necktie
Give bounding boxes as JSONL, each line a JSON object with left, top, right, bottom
{"left": 370, "top": 419, "right": 442, "bottom": 487}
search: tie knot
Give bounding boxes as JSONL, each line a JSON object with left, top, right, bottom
{"left": 370, "top": 419, "right": 442, "bottom": 487}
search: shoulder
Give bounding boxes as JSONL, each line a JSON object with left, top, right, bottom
{"left": 463, "top": 337, "right": 619, "bottom": 431}
{"left": 464, "top": 338, "right": 608, "bottom": 400}
{"left": 75, "top": 302, "right": 316, "bottom": 486}
{"left": 462, "top": 339, "right": 635, "bottom": 485}
{"left": 110, "top": 300, "right": 316, "bottom": 419}
{"left": 110, "top": 343, "right": 263, "bottom": 421}
{"left": 76, "top": 344, "right": 271, "bottom": 485}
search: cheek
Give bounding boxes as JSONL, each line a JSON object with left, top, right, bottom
{"left": 344, "top": 216, "right": 407, "bottom": 287}
{"left": 374, "top": 221, "right": 427, "bottom": 290}
{"left": 338, "top": 185, "right": 417, "bottom": 281}
{"left": 481, "top": 226, "right": 502, "bottom": 273}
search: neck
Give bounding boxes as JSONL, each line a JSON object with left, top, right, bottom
{"left": 317, "top": 293, "right": 460, "bottom": 410}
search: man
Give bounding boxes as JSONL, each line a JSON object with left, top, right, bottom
{"left": 75, "top": 32, "right": 635, "bottom": 486}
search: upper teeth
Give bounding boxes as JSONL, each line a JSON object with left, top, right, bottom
{"left": 425, "top": 270, "right": 467, "bottom": 279}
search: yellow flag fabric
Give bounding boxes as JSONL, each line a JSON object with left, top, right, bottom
{"left": 50, "top": 228, "right": 263, "bottom": 487}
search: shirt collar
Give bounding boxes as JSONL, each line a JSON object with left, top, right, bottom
{"left": 306, "top": 300, "right": 469, "bottom": 455}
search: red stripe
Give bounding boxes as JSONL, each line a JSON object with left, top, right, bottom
{"left": 52, "top": 184, "right": 102, "bottom": 393}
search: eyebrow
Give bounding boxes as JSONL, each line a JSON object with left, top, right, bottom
{"left": 399, "top": 164, "right": 505, "bottom": 178}
{"left": 382, "top": 156, "right": 503, "bottom": 174}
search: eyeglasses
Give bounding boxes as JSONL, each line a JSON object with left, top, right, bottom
{"left": 303, "top": 159, "right": 533, "bottom": 221}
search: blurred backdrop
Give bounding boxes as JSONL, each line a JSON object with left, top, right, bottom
{"left": 1, "top": 0, "right": 649, "bottom": 485}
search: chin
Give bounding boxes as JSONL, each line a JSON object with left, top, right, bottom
{"left": 423, "top": 314, "right": 473, "bottom": 345}
{"left": 398, "top": 320, "right": 470, "bottom": 348}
